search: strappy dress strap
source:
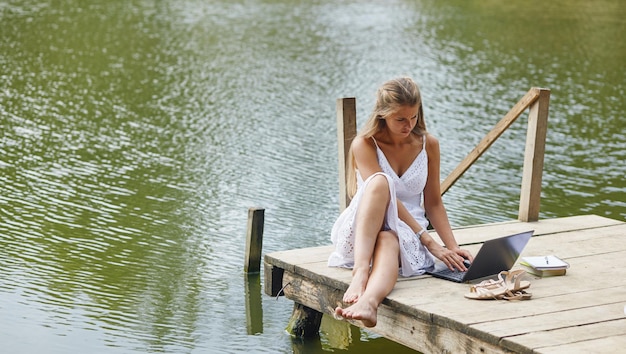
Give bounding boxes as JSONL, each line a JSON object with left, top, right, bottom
{"left": 371, "top": 136, "right": 380, "bottom": 150}
{"left": 422, "top": 134, "right": 427, "bottom": 149}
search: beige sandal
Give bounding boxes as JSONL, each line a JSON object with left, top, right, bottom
{"left": 499, "top": 269, "right": 531, "bottom": 292}
{"left": 464, "top": 278, "right": 508, "bottom": 300}
{"left": 464, "top": 269, "right": 531, "bottom": 300}
{"left": 502, "top": 289, "right": 532, "bottom": 301}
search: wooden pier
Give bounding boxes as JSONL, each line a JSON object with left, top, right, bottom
{"left": 262, "top": 88, "right": 625, "bottom": 352}
{"left": 264, "top": 214, "right": 626, "bottom": 353}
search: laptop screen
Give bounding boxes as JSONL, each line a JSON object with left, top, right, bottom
{"left": 462, "top": 230, "right": 534, "bottom": 281}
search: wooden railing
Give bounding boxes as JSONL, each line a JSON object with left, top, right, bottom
{"left": 336, "top": 87, "right": 550, "bottom": 222}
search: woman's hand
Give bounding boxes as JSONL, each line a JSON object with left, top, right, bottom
{"left": 429, "top": 246, "right": 473, "bottom": 272}
{"left": 420, "top": 233, "right": 473, "bottom": 271}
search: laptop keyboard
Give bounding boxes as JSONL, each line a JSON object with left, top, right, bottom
{"left": 435, "top": 268, "right": 467, "bottom": 281}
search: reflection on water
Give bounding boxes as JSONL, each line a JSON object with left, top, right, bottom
{"left": 1, "top": 0, "right": 624, "bottom": 353}
{"left": 245, "top": 274, "right": 263, "bottom": 335}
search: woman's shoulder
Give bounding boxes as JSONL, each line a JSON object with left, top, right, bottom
{"left": 352, "top": 135, "right": 376, "bottom": 151}
{"left": 423, "top": 133, "right": 441, "bottom": 160}
{"left": 351, "top": 135, "right": 378, "bottom": 161}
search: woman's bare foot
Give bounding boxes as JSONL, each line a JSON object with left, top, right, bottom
{"left": 343, "top": 268, "right": 369, "bottom": 303}
{"left": 334, "top": 299, "right": 378, "bottom": 328}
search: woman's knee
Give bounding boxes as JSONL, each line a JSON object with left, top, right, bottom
{"left": 365, "top": 174, "right": 391, "bottom": 199}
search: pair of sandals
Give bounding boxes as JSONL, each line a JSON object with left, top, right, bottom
{"left": 464, "top": 269, "right": 532, "bottom": 301}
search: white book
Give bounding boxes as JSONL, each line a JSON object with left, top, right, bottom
{"left": 521, "top": 255, "right": 570, "bottom": 271}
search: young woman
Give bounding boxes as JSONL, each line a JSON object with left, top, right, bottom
{"left": 328, "top": 77, "right": 473, "bottom": 327}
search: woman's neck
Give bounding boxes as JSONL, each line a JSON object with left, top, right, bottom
{"left": 375, "top": 130, "right": 416, "bottom": 146}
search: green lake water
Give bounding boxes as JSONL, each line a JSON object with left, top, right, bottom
{"left": 1, "top": 0, "right": 624, "bottom": 353}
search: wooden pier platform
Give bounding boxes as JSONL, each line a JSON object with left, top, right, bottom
{"left": 264, "top": 214, "right": 626, "bottom": 353}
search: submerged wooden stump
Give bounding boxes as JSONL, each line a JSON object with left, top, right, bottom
{"left": 286, "top": 303, "right": 323, "bottom": 339}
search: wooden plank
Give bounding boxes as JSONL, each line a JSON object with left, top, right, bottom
{"left": 521, "top": 225, "right": 626, "bottom": 259}
{"left": 539, "top": 333, "right": 626, "bottom": 354}
{"left": 503, "top": 318, "right": 626, "bottom": 352}
{"left": 518, "top": 88, "right": 550, "bottom": 222}
{"left": 473, "top": 302, "right": 625, "bottom": 338}
{"left": 266, "top": 245, "right": 332, "bottom": 265}
{"left": 264, "top": 245, "right": 333, "bottom": 273}
{"left": 428, "top": 214, "right": 620, "bottom": 245}
{"left": 523, "top": 319, "right": 626, "bottom": 353}
{"left": 296, "top": 260, "right": 353, "bottom": 284}
{"left": 441, "top": 88, "right": 540, "bottom": 196}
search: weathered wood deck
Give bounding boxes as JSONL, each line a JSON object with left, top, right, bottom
{"left": 264, "top": 214, "right": 626, "bottom": 353}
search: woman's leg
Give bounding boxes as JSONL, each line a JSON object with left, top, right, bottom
{"left": 335, "top": 230, "right": 399, "bottom": 327}
{"left": 342, "top": 174, "right": 391, "bottom": 304}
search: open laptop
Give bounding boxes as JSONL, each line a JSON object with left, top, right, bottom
{"left": 426, "top": 230, "right": 534, "bottom": 283}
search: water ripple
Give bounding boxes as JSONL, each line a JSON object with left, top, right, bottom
{"left": 1, "top": 0, "right": 624, "bottom": 353}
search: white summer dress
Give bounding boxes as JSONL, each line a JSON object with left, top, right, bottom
{"left": 328, "top": 136, "right": 435, "bottom": 277}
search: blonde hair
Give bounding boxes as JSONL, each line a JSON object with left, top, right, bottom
{"left": 346, "top": 77, "right": 426, "bottom": 197}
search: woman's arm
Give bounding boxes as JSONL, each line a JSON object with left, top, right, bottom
{"left": 421, "top": 135, "right": 473, "bottom": 269}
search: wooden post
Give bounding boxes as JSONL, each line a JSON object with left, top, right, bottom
{"left": 336, "top": 98, "right": 357, "bottom": 212}
{"left": 519, "top": 89, "right": 550, "bottom": 222}
{"left": 244, "top": 207, "right": 264, "bottom": 273}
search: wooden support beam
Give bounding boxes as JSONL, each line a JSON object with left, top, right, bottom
{"left": 263, "top": 259, "right": 285, "bottom": 297}
{"left": 519, "top": 88, "right": 550, "bottom": 222}
{"left": 441, "top": 88, "right": 541, "bottom": 196}
{"left": 336, "top": 98, "right": 357, "bottom": 211}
